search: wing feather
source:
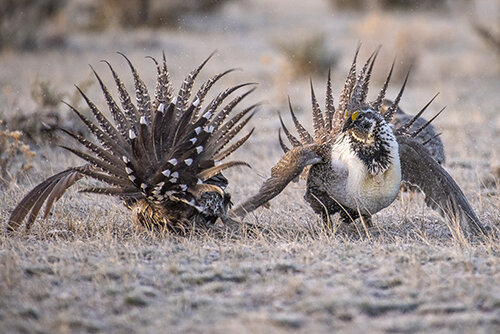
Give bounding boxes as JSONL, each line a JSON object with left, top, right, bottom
{"left": 7, "top": 168, "right": 85, "bottom": 232}
{"left": 398, "top": 136, "right": 486, "bottom": 235}
{"left": 197, "top": 161, "right": 251, "bottom": 181}
{"left": 231, "top": 145, "right": 324, "bottom": 218}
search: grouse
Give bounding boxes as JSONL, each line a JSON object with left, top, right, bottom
{"left": 232, "top": 47, "right": 485, "bottom": 235}
{"left": 8, "top": 53, "right": 257, "bottom": 234}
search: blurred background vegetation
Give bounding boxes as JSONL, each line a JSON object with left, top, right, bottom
{"left": 0, "top": 0, "right": 497, "bottom": 51}
{"left": 0, "top": 0, "right": 499, "bottom": 178}
{"left": 0, "top": 0, "right": 233, "bottom": 50}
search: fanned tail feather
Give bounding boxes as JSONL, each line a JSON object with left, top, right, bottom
{"left": 288, "top": 97, "right": 314, "bottom": 144}
{"left": 383, "top": 69, "right": 411, "bottom": 122}
{"left": 338, "top": 44, "right": 360, "bottom": 113}
{"left": 8, "top": 53, "right": 255, "bottom": 232}
{"left": 310, "top": 80, "right": 324, "bottom": 138}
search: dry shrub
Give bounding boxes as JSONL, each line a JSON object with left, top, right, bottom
{"left": 473, "top": 23, "right": 500, "bottom": 54}
{"left": 30, "top": 76, "right": 64, "bottom": 109}
{"left": 470, "top": 1, "right": 500, "bottom": 71}
{"left": 0, "top": 0, "right": 66, "bottom": 50}
{"left": 0, "top": 121, "right": 35, "bottom": 185}
{"left": 6, "top": 76, "right": 91, "bottom": 145}
{"left": 67, "top": 0, "right": 233, "bottom": 31}
{"left": 330, "top": 0, "right": 375, "bottom": 11}
{"left": 274, "top": 33, "right": 339, "bottom": 78}
{"left": 377, "top": 0, "right": 448, "bottom": 10}
{"left": 480, "top": 164, "right": 500, "bottom": 198}
{"left": 329, "top": 0, "right": 449, "bottom": 11}
{"left": 0, "top": 0, "right": 234, "bottom": 49}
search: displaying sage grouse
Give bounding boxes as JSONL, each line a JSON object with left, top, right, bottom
{"left": 8, "top": 53, "right": 257, "bottom": 234}
{"left": 232, "top": 47, "right": 485, "bottom": 235}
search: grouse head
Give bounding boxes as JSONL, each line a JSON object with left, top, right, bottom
{"left": 342, "top": 108, "right": 397, "bottom": 175}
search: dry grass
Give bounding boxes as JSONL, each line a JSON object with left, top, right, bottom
{"left": 0, "top": 123, "right": 35, "bottom": 185}
{"left": 2, "top": 73, "right": 93, "bottom": 146}
{"left": 1, "top": 208, "right": 499, "bottom": 333}
{"left": 1, "top": 0, "right": 500, "bottom": 332}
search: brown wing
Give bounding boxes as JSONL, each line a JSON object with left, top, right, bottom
{"left": 7, "top": 167, "right": 86, "bottom": 232}
{"left": 398, "top": 136, "right": 486, "bottom": 235}
{"left": 231, "top": 144, "right": 324, "bottom": 218}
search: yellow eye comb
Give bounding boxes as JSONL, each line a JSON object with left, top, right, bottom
{"left": 351, "top": 110, "right": 360, "bottom": 121}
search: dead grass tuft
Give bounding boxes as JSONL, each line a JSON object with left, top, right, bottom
{"left": 4, "top": 75, "right": 91, "bottom": 145}
{"left": 0, "top": 121, "right": 35, "bottom": 185}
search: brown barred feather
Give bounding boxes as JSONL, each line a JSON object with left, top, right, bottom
{"left": 324, "top": 68, "right": 335, "bottom": 131}
{"left": 79, "top": 187, "right": 140, "bottom": 196}
{"left": 101, "top": 60, "right": 141, "bottom": 130}
{"left": 360, "top": 47, "right": 380, "bottom": 104}
{"left": 288, "top": 97, "right": 314, "bottom": 144}
{"left": 372, "top": 58, "right": 395, "bottom": 110}
{"left": 146, "top": 56, "right": 171, "bottom": 107}
{"left": 90, "top": 65, "right": 130, "bottom": 141}
{"left": 383, "top": 69, "right": 410, "bottom": 122}
{"left": 197, "top": 161, "right": 250, "bottom": 181}
{"left": 59, "top": 146, "right": 129, "bottom": 181}
{"left": 279, "top": 113, "right": 301, "bottom": 148}
{"left": 338, "top": 44, "right": 360, "bottom": 113}
{"left": 7, "top": 168, "right": 84, "bottom": 232}
{"left": 213, "top": 128, "right": 255, "bottom": 162}
{"left": 209, "top": 112, "right": 256, "bottom": 158}
{"left": 58, "top": 128, "right": 123, "bottom": 168}
{"left": 174, "top": 53, "right": 214, "bottom": 120}
{"left": 310, "top": 80, "right": 324, "bottom": 138}
{"left": 62, "top": 102, "right": 129, "bottom": 158}
{"left": 190, "top": 68, "right": 238, "bottom": 121}
{"left": 278, "top": 129, "right": 291, "bottom": 154}
{"left": 350, "top": 50, "right": 376, "bottom": 108}
{"left": 7, "top": 53, "right": 255, "bottom": 234}
{"left": 208, "top": 86, "right": 256, "bottom": 133}
{"left": 118, "top": 52, "right": 152, "bottom": 120}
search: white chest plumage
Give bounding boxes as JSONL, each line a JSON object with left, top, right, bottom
{"left": 327, "top": 134, "right": 402, "bottom": 214}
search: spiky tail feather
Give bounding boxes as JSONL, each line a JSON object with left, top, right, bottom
{"left": 7, "top": 53, "right": 256, "bottom": 233}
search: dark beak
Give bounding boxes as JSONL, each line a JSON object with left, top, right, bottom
{"left": 342, "top": 117, "right": 353, "bottom": 132}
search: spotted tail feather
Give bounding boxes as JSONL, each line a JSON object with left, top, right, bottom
{"left": 8, "top": 54, "right": 255, "bottom": 232}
